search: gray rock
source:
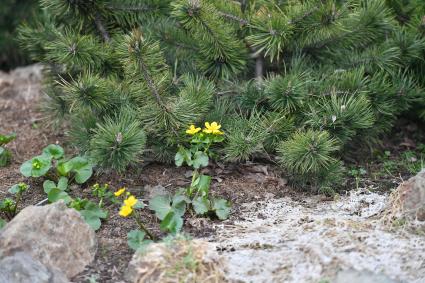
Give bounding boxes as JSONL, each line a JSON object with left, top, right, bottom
{"left": 384, "top": 169, "right": 425, "bottom": 231}
{"left": 397, "top": 169, "right": 425, "bottom": 221}
{"left": 0, "top": 201, "right": 97, "bottom": 278}
{"left": 127, "top": 239, "right": 225, "bottom": 283}
{"left": 0, "top": 252, "right": 69, "bottom": 283}
{"left": 9, "top": 63, "right": 44, "bottom": 83}
{"left": 333, "top": 269, "right": 401, "bottom": 283}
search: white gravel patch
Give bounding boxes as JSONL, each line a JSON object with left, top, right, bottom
{"left": 208, "top": 189, "right": 425, "bottom": 283}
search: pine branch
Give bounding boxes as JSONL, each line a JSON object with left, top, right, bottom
{"left": 218, "top": 11, "right": 248, "bottom": 25}
{"left": 137, "top": 56, "right": 168, "bottom": 112}
{"left": 94, "top": 12, "right": 110, "bottom": 42}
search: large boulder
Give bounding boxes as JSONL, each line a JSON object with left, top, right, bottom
{"left": 383, "top": 169, "right": 425, "bottom": 231}
{"left": 0, "top": 252, "right": 69, "bottom": 283}
{"left": 0, "top": 201, "right": 97, "bottom": 278}
{"left": 126, "top": 239, "right": 226, "bottom": 283}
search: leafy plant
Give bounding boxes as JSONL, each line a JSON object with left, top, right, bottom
{"left": 57, "top": 156, "right": 93, "bottom": 184}
{"left": 67, "top": 197, "right": 109, "bottom": 230}
{"left": 143, "top": 121, "right": 231, "bottom": 234}
{"left": 91, "top": 183, "right": 118, "bottom": 208}
{"left": 127, "top": 229, "right": 153, "bottom": 251}
{"left": 174, "top": 122, "right": 231, "bottom": 220}
{"left": 16, "top": 144, "right": 106, "bottom": 229}
{"left": 43, "top": 177, "right": 71, "bottom": 204}
{"left": 77, "top": 201, "right": 108, "bottom": 231}
{"left": 149, "top": 192, "right": 187, "bottom": 234}
{"left": 117, "top": 190, "right": 156, "bottom": 249}
{"left": 0, "top": 133, "right": 16, "bottom": 167}
{"left": 20, "top": 144, "right": 93, "bottom": 183}
{"left": 0, "top": 182, "right": 29, "bottom": 221}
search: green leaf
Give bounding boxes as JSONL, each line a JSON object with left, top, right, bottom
{"left": 149, "top": 193, "right": 187, "bottom": 221}
{"left": 63, "top": 157, "right": 93, "bottom": 184}
{"left": 213, "top": 198, "right": 231, "bottom": 220}
{"left": 149, "top": 195, "right": 172, "bottom": 220}
{"left": 8, "top": 184, "right": 20, "bottom": 194}
{"left": 133, "top": 201, "right": 145, "bottom": 209}
{"left": 175, "top": 147, "right": 192, "bottom": 167}
{"left": 57, "top": 177, "right": 68, "bottom": 191}
{"left": 160, "top": 211, "right": 183, "bottom": 234}
{"left": 9, "top": 183, "right": 28, "bottom": 194}
{"left": 0, "top": 218, "right": 6, "bottom": 229}
{"left": 212, "top": 135, "right": 225, "bottom": 143}
{"left": 20, "top": 155, "right": 52, "bottom": 178}
{"left": 175, "top": 151, "right": 184, "bottom": 167}
{"left": 195, "top": 174, "right": 211, "bottom": 196}
{"left": 56, "top": 161, "right": 68, "bottom": 176}
{"left": 192, "top": 197, "right": 210, "bottom": 215}
{"left": 0, "top": 133, "right": 16, "bottom": 146}
{"left": 171, "top": 196, "right": 187, "bottom": 217}
{"left": 43, "top": 180, "right": 57, "bottom": 194}
{"left": 127, "top": 229, "right": 152, "bottom": 251}
{"left": 48, "top": 188, "right": 72, "bottom": 204}
{"left": 19, "top": 159, "right": 33, "bottom": 177}
{"left": 81, "top": 214, "right": 101, "bottom": 231}
{"left": 79, "top": 202, "right": 108, "bottom": 231}
{"left": 0, "top": 147, "right": 12, "bottom": 167}
{"left": 42, "top": 144, "right": 64, "bottom": 159}
{"left": 192, "top": 151, "right": 209, "bottom": 169}
{"left": 82, "top": 202, "right": 108, "bottom": 218}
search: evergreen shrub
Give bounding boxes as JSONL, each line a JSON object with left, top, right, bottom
{"left": 18, "top": 0, "right": 425, "bottom": 190}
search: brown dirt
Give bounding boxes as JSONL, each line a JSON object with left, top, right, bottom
{"left": 0, "top": 65, "right": 290, "bottom": 283}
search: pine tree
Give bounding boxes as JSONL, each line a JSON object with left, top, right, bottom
{"left": 0, "top": 0, "right": 39, "bottom": 70}
{"left": 18, "top": 0, "right": 425, "bottom": 188}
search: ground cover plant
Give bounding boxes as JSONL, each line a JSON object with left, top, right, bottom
{"left": 0, "top": 133, "right": 16, "bottom": 167}
{"left": 0, "top": 143, "right": 113, "bottom": 231}
{"left": 17, "top": 0, "right": 425, "bottom": 192}
{"left": 119, "top": 122, "right": 231, "bottom": 250}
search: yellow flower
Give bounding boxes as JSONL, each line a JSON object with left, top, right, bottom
{"left": 186, "top": 125, "right": 201, "bottom": 135}
{"left": 119, "top": 205, "right": 133, "bottom": 217}
{"left": 203, "top": 122, "right": 223, "bottom": 135}
{"left": 124, "top": 195, "right": 138, "bottom": 207}
{"left": 114, "top": 187, "right": 126, "bottom": 197}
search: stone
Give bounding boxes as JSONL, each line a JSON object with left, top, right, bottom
{"left": 0, "top": 252, "right": 69, "bottom": 283}
{"left": 142, "top": 184, "right": 168, "bottom": 200}
{"left": 0, "top": 201, "right": 97, "bottom": 278}
{"left": 126, "top": 239, "right": 225, "bottom": 283}
{"left": 384, "top": 169, "right": 425, "bottom": 230}
{"left": 333, "top": 269, "right": 400, "bottom": 283}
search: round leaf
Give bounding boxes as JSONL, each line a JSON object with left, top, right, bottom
{"left": 42, "top": 144, "right": 64, "bottom": 159}
{"left": 64, "top": 157, "right": 93, "bottom": 184}
{"left": 193, "top": 151, "right": 209, "bottom": 169}
{"left": 127, "top": 229, "right": 151, "bottom": 251}
{"left": 160, "top": 211, "right": 183, "bottom": 234}
{"left": 43, "top": 180, "right": 57, "bottom": 194}
{"left": 48, "top": 189, "right": 72, "bottom": 204}
{"left": 193, "top": 197, "right": 210, "bottom": 215}
{"left": 20, "top": 160, "right": 33, "bottom": 177}
{"left": 213, "top": 198, "right": 231, "bottom": 220}
{"left": 149, "top": 195, "right": 172, "bottom": 220}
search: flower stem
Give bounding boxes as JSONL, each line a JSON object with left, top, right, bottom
{"left": 12, "top": 192, "right": 22, "bottom": 216}
{"left": 133, "top": 211, "right": 156, "bottom": 241}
